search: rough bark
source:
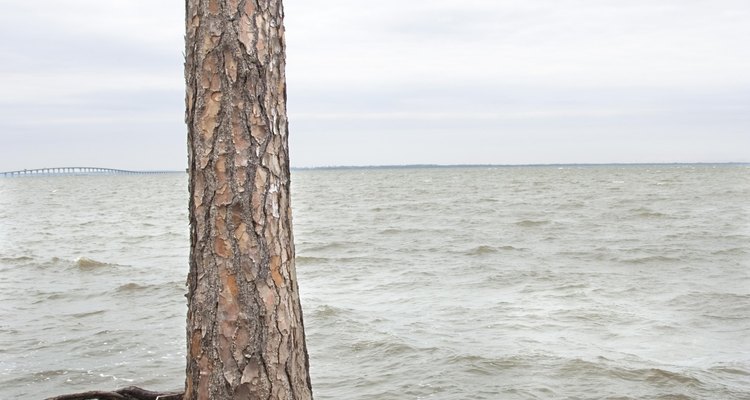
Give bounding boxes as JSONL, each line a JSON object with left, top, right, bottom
{"left": 185, "top": 0, "right": 312, "bottom": 399}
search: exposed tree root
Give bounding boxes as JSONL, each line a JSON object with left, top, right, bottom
{"left": 45, "top": 386, "right": 183, "bottom": 400}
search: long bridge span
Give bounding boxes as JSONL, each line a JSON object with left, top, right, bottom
{"left": 0, "top": 167, "right": 182, "bottom": 177}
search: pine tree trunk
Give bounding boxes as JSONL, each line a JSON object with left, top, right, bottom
{"left": 184, "top": 0, "right": 312, "bottom": 399}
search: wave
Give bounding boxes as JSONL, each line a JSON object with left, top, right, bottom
{"left": 350, "top": 338, "right": 436, "bottom": 358}
{"left": 114, "top": 281, "right": 185, "bottom": 296}
{"left": 74, "top": 256, "right": 115, "bottom": 269}
{"left": 557, "top": 201, "right": 586, "bottom": 210}
{"left": 672, "top": 292, "right": 750, "bottom": 303}
{"left": 559, "top": 358, "right": 703, "bottom": 388}
{"left": 633, "top": 209, "right": 669, "bottom": 218}
{"left": 30, "top": 369, "right": 71, "bottom": 380}
{"left": 466, "top": 245, "right": 498, "bottom": 255}
{"left": 0, "top": 255, "right": 34, "bottom": 263}
{"left": 296, "top": 256, "right": 330, "bottom": 265}
{"left": 618, "top": 255, "right": 681, "bottom": 265}
{"left": 69, "top": 309, "right": 106, "bottom": 318}
{"left": 447, "top": 353, "right": 534, "bottom": 374}
{"left": 311, "top": 304, "right": 347, "bottom": 319}
{"left": 667, "top": 292, "right": 750, "bottom": 319}
{"left": 712, "top": 247, "right": 748, "bottom": 256}
{"left": 378, "top": 227, "right": 428, "bottom": 235}
{"left": 305, "top": 242, "right": 348, "bottom": 251}
{"left": 499, "top": 245, "right": 526, "bottom": 251}
{"left": 553, "top": 283, "right": 589, "bottom": 291}
{"left": 2, "top": 255, "right": 124, "bottom": 272}
{"left": 640, "top": 368, "right": 702, "bottom": 386}
{"left": 708, "top": 365, "right": 750, "bottom": 376}
{"left": 515, "top": 219, "right": 550, "bottom": 227}
{"left": 115, "top": 282, "right": 151, "bottom": 292}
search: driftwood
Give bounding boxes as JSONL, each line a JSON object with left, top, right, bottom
{"left": 45, "top": 386, "right": 183, "bottom": 400}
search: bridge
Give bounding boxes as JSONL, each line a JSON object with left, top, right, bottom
{"left": 0, "top": 167, "right": 182, "bottom": 177}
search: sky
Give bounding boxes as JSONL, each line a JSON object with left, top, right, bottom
{"left": 0, "top": 0, "right": 748, "bottom": 171}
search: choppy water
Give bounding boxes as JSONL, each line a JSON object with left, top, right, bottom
{"left": 1, "top": 165, "right": 749, "bottom": 399}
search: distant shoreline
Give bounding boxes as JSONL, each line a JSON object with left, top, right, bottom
{"left": 291, "top": 162, "right": 749, "bottom": 171}
{"left": 2, "top": 162, "right": 747, "bottom": 176}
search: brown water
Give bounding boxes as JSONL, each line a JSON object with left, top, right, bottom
{"left": 1, "top": 165, "right": 748, "bottom": 399}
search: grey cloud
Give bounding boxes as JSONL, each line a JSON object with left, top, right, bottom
{"left": 1, "top": 89, "right": 182, "bottom": 124}
{"left": 289, "top": 83, "right": 750, "bottom": 116}
{"left": 0, "top": 6, "right": 182, "bottom": 74}
{"left": 287, "top": 82, "right": 749, "bottom": 167}
{"left": 286, "top": 0, "right": 750, "bottom": 87}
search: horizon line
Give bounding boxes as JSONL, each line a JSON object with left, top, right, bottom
{"left": 291, "top": 161, "right": 749, "bottom": 170}
{"left": 2, "top": 161, "right": 747, "bottom": 175}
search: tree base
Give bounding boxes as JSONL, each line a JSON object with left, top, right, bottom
{"left": 45, "top": 386, "right": 183, "bottom": 400}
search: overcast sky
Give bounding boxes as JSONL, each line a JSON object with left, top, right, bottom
{"left": 0, "top": 0, "right": 748, "bottom": 170}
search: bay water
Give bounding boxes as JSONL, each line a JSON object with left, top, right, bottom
{"left": 0, "top": 165, "right": 748, "bottom": 399}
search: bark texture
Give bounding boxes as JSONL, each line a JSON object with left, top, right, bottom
{"left": 184, "top": 0, "right": 312, "bottom": 399}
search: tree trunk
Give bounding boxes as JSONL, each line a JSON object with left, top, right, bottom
{"left": 184, "top": 0, "right": 312, "bottom": 399}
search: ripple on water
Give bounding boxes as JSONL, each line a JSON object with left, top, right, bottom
{"left": 295, "top": 256, "right": 330, "bottom": 266}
